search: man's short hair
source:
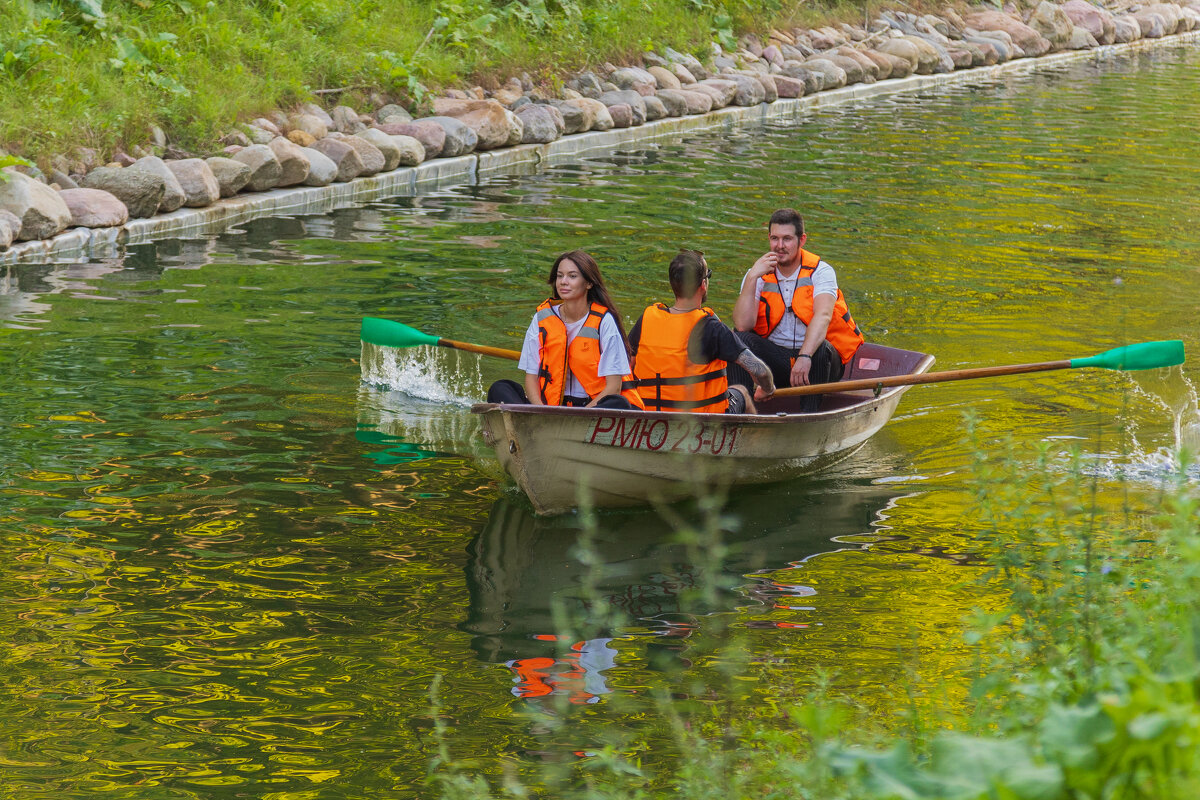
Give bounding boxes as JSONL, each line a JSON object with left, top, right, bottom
{"left": 769, "top": 208, "right": 804, "bottom": 237}
{"left": 669, "top": 250, "right": 707, "bottom": 298}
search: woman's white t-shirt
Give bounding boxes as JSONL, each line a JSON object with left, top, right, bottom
{"left": 518, "top": 307, "right": 631, "bottom": 399}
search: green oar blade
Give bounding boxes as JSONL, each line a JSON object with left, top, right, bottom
{"left": 361, "top": 317, "right": 441, "bottom": 349}
{"left": 1070, "top": 340, "right": 1185, "bottom": 371}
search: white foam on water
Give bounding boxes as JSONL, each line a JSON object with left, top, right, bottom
{"left": 359, "top": 341, "right": 485, "bottom": 406}
{"left": 1081, "top": 366, "right": 1200, "bottom": 485}
{"left": 875, "top": 474, "right": 929, "bottom": 484}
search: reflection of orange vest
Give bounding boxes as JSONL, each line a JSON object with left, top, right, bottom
{"left": 753, "top": 249, "right": 864, "bottom": 364}
{"left": 535, "top": 300, "right": 644, "bottom": 408}
{"left": 507, "top": 639, "right": 601, "bottom": 705}
{"left": 633, "top": 304, "right": 728, "bottom": 413}
{"left": 509, "top": 657, "right": 556, "bottom": 698}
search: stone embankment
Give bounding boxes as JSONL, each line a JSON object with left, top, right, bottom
{"left": 2, "top": 0, "right": 1198, "bottom": 261}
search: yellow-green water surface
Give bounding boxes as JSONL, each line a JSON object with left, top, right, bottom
{"left": 2, "top": 47, "right": 1199, "bottom": 797}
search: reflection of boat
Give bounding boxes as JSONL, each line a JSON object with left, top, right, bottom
{"left": 472, "top": 343, "right": 933, "bottom": 514}
{"left": 460, "top": 480, "right": 908, "bottom": 668}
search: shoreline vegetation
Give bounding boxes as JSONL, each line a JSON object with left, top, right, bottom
{"left": 431, "top": 439, "right": 1200, "bottom": 799}
{"left": 3, "top": 0, "right": 1200, "bottom": 253}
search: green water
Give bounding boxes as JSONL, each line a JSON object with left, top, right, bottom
{"left": 2, "top": 47, "right": 1199, "bottom": 797}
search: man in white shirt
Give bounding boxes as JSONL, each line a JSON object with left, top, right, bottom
{"left": 728, "top": 208, "right": 864, "bottom": 411}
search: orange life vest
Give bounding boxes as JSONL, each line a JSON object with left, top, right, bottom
{"left": 753, "top": 248, "right": 864, "bottom": 364}
{"left": 632, "top": 304, "right": 728, "bottom": 413}
{"left": 535, "top": 300, "right": 644, "bottom": 408}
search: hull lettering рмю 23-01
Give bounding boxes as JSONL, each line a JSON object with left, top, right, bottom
{"left": 586, "top": 416, "right": 742, "bottom": 456}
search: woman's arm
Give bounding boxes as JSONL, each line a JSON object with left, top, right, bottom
{"left": 524, "top": 372, "right": 545, "bottom": 405}
{"left": 586, "top": 375, "right": 623, "bottom": 407}
{"left": 518, "top": 315, "right": 546, "bottom": 404}
{"left": 588, "top": 312, "right": 632, "bottom": 407}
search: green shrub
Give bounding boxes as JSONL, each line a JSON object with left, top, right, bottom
{"left": 0, "top": 0, "right": 853, "bottom": 162}
{"left": 830, "top": 434, "right": 1200, "bottom": 799}
{"left": 424, "top": 432, "right": 1200, "bottom": 799}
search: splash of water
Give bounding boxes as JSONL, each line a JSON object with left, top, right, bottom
{"left": 1086, "top": 366, "right": 1200, "bottom": 484}
{"left": 359, "top": 341, "right": 485, "bottom": 405}
{"left": 357, "top": 343, "right": 492, "bottom": 460}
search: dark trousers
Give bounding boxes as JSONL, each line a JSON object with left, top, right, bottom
{"left": 725, "top": 333, "right": 844, "bottom": 412}
{"left": 486, "top": 379, "right": 635, "bottom": 409}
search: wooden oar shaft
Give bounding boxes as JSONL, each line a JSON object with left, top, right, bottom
{"left": 439, "top": 338, "right": 521, "bottom": 361}
{"left": 773, "top": 359, "right": 1074, "bottom": 398}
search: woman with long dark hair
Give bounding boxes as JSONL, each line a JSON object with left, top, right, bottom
{"left": 487, "top": 250, "right": 643, "bottom": 409}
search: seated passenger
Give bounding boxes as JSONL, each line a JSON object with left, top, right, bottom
{"left": 729, "top": 208, "right": 864, "bottom": 412}
{"left": 487, "top": 250, "right": 643, "bottom": 409}
{"left": 629, "top": 250, "right": 774, "bottom": 414}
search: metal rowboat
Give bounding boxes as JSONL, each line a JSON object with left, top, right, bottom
{"left": 471, "top": 343, "right": 934, "bottom": 515}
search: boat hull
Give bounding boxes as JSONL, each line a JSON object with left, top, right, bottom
{"left": 473, "top": 343, "right": 933, "bottom": 515}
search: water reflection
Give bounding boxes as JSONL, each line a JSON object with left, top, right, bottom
{"left": 0, "top": 47, "right": 1198, "bottom": 796}
{"left": 1, "top": 261, "right": 129, "bottom": 327}
{"left": 354, "top": 379, "right": 486, "bottom": 462}
{"left": 461, "top": 479, "right": 920, "bottom": 703}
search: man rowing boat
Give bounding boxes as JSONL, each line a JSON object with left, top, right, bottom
{"left": 629, "top": 249, "right": 775, "bottom": 414}
{"left": 729, "top": 208, "right": 864, "bottom": 411}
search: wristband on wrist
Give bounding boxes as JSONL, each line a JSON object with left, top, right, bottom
{"left": 797, "top": 353, "right": 812, "bottom": 360}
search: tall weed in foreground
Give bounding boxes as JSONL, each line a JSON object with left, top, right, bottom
{"left": 428, "top": 430, "right": 1200, "bottom": 799}
{"left": 425, "top": 485, "right": 890, "bottom": 799}
{"left": 835, "top": 427, "right": 1200, "bottom": 799}
{"left": 965, "top": 417, "right": 1144, "bottom": 704}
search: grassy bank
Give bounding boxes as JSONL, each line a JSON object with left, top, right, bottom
{"left": 0, "top": 0, "right": 880, "bottom": 169}
{"left": 429, "top": 433, "right": 1200, "bottom": 799}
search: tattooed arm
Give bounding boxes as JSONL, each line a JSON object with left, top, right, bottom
{"left": 735, "top": 350, "right": 775, "bottom": 401}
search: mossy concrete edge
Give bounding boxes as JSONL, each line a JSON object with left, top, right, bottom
{"left": 5, "top": 30, "right": 1197, "bottom": 267}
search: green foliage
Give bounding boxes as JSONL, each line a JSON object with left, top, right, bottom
{"left": 0, "top": 0, "right": 821, "bottom": 159}
{"left": 712, "top": 12, "right": 737, "bottom": 52}
{"left": 0, "top": 152, "right": 33, "bottom": 182}
{"left": 434, "top": 1, "right": 501, "bottom": 51}
{"left": 0, "top": 12, "right": 67, "bottom": 79}
{"left": 367, "top": 50, "right": 429, "bottom": 107}
{"left": 109, "top": 30, "right": 189, "bottom": 96}
{"left": 831, "top": 670, "right": 1200, "bottom": 799}
{"left": 423, "top": 435, "right": 1200, "bottom": 799}
{"left": 55, "top": 0, "right": 107, "bottom": 29}
{"left": 834, "top": 734, "right": 1066, "bottom": 799}
{"left": 823, "top": 439, "right": 1200, "bottom": 800}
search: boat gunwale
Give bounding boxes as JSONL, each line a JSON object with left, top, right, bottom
{"left": 470, "top": 350, "right": 935, "bottom": 424}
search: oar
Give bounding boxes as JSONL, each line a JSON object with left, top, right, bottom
{"left": 774, "top": 340, "right": 1186, "bottom": 398}
{"left": 360, "top": 317, "right": 520, "bottom": 361}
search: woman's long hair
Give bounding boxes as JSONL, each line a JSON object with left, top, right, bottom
{"left": 547, "top": 249, "right": 633, "bottom": 360}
